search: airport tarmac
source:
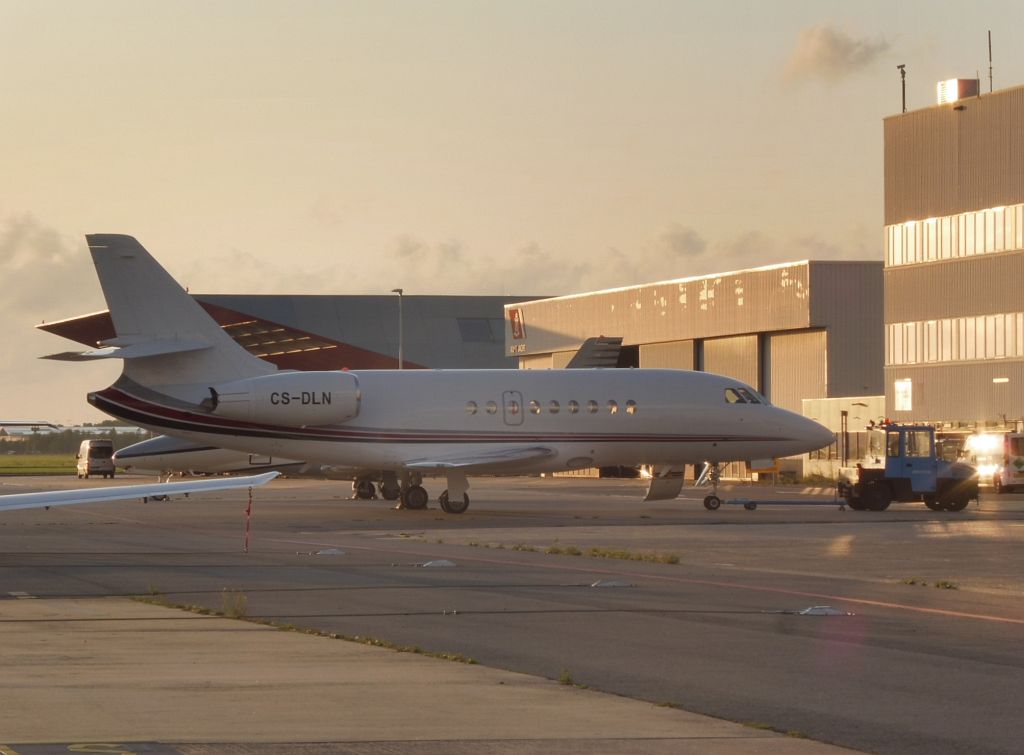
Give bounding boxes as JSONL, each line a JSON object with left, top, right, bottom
{"left": 2, "top": 474, "right": 1023, "bottom": 754}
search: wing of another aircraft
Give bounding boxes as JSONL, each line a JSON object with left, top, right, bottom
{"left": 404, "top": 446, "right": 556, "bottom": 472}
{"left": 0, "top": 471, "right": 279, "bottom": 512}
{"left": 0, "top": 420, "right": 59, "bottom": 429}
{"left": 564, "top": 337, "right": 623, "bottom": 369}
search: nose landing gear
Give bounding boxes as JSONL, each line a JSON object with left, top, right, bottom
{"left": 701, "top": 462, "right": 723, "bottom": 510}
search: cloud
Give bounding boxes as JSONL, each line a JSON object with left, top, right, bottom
{"left": 0, "top": 214, "right": 118, "bottom": 424}
{"left": 784, "top": 25, "right": 889, "bottom": 82}
{"left": 661, "top": 225, "right": 707, "bottom": 258}
{"left": 0, "top": 215, "right": 99, "bottom": 320}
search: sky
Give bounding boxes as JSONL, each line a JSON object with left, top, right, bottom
{"left": 3, "top": 0, "right": 1024, "bottom": 423}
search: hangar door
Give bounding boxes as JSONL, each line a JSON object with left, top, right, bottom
{"left": 640, "top": 340, "right": 696, "bottom": 369}
{"left": 703, "top": 335, "right": 759, "bottom": 389}
{"left": 767, "top": 331, "right": 827, "bottom": 413}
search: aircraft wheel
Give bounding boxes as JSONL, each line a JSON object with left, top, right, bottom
{"left": 924, "top": 496, "right": 943, "bottom": 511}
{"left": 354, "top": 479, "right": 377, "bottom": 500}
{"left": 402, "top": 485, "right": 429, "bottom": 510}
{"left": 703, "top": 495, "right": 721, "bottom": 510}
{"left": 743, "top": 502, "right": 757, "bottom": 511}
{"left": 439, "top": 490, "right": 469, "bottom": 514}
{"left": 380, "top": 484, "right": 401, "bottom": 501}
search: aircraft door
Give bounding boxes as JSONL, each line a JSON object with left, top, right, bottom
{"left": 502, "top": 390, "right": 524, "bottom": 426}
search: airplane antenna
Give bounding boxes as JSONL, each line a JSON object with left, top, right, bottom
{"left": 988, "top": 30, "right": 993, "bottom": 93}
{"left": 897, "top": 64, "right": 907, "bottom": 113}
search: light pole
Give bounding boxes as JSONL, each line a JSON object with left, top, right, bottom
{"left": 391, "top": 288, "right": 404, "bottom": 369}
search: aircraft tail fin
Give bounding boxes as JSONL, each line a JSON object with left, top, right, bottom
{"left": 85, "top": 234, "right": 275, "bottom": 393}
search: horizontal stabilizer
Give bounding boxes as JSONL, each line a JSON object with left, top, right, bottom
{"left": 41, "top": 339, "right": 212, "bottom": 362}
{"left": 0, "top": 471, "right": 279, "bottom": 512}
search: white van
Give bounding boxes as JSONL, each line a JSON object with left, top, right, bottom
{"left": 964, "top": 432, "right": 1024, "bottom": 493}
{"left": 993, "top": 433, "right": 1024, "bottom": 494}
{"left": 77, "top": 439, "right": 116, "bottom": 479}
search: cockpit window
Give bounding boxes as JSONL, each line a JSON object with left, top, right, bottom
{"left": 736, "top": 388, "right": 760, "bottom": 404}
{"left": 725, "top": 387, "right": 763, "bottom": 405}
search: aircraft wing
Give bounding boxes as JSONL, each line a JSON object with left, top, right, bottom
{"left": 564, "top": 336, "right": 623, "bottom": 368}
{"left": 0, "top": 471, "right": 279, "bottom": 513}
{"left": 404, "top": 446, "right": 556, "bottom": 472}
{"left": 0, "top": 420, "right": 59, "bottom": 429}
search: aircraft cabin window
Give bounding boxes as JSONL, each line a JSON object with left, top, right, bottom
{"left": 548, "top": 400, "right": 560, "bottom": 414}
{"left": 486, "top": 401, "right": 498, "bottom": 415}
{"left": 529, "top": 400, "right": 541, "bottom": 415}
{"left": 736, "top": 388, "right": 760, "bottom": 404}
{"left": 626, "top": 400, "right": 637, "bottom": 415}
{"left": 725, "top": 388, "right": 746, "bottom": 404}
{"left": 587, "top": 400, "right": 599, "bottom": 414}
{"left": 607, "top": 400, "right": 619, "bottom": 414}
{"left": 567, "top": 400, "right": 579, "bottom": 414}
{"left": 466, "top": 401, "right": 478, "bottom": 415}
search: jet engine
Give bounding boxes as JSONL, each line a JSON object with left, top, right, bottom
{"left": 206, "top": 371, "right": 360, "bottom": 426}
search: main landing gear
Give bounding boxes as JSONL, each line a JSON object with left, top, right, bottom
{"left": 353, "top": 471, "right": 473, "bottom": 513}
{"left": 438, "top": 489, "right": 470, "bottom": 514}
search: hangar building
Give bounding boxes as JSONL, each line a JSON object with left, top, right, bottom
{"left": 42, "top": 294, "right": 533, "bottom": 371}
{"left": 884, "top": 81, "right": 1024, "bottom": 428}
{"left": 503, "top": 260, "right": 884, "bottom": 416}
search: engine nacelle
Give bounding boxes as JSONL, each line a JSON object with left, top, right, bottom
{"left": 208, "top": 371, "right": 360, "bottom": 426}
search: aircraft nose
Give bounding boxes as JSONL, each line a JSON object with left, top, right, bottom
{"left": 774, "top": 411, "right": 833, "bottom": 454}
{"left": 805, "top": 417, "right": 835, "bottom": 451}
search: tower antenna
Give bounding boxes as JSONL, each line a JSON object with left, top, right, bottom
{"left": 897, "top": 64, "right": 907, "bottom": 113}
{"left": 988, "top": 30, "right": 993, "bottom": 93}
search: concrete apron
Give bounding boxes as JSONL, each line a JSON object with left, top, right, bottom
{"left": 0, "top": 597, "right": 856, "bottom": 753}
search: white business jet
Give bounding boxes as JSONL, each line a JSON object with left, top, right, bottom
{"left": 48, "top": 235, "right": 832, "bottom": 513}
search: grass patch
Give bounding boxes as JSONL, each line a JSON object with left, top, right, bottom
{"left": 220, "top": 589, "right": 248, "bottom": 618}
{"left": 546, "top": 544, "right": 582, "bottom": 556}
{"left": 745, "top": 721, "right": 808, "bottom": 739}
{"left": 585, "top": 546, "right": 680, "bottom": 565}
{"left": 559, "top": 668, "right": 574, "bottom": 685}
{"left": 511, "top": 543, "right": 537, "bottom": 552}
{"left": 934, "top": 580, "right": 959, "bottom": 590}
{"left": 132, "top": 594, "right": 477, "bottom": 665}
{"left": 901, "top": 577, "right": 927, "bottom": 586}
{"left": 0, "top": 454, "right": 76, "bottom": 475}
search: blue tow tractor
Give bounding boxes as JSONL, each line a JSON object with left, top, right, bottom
{"left": 702, "top": 424, "right": 978, "bottom": 512}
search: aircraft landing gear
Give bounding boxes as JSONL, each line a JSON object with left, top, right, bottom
{"left": 439, "top": 490, "right": 470, "bottom": 514}
{"left": 701, "top": 462, "right": 723, "bottom": 511}
{"left": 379, "top": 472, "right": 401, "bottom": 501}
{"left": 353, "top": 478, "right": 377, "bottom": 500}
{"left": 703, "top": 495, "right": 721, "bottom": 510}
{"left": 401, "top": 485, "right": 429, "bottom": 510}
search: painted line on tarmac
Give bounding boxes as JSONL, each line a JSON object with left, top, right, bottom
{"left": 271, "top": 535, "right": 1024, "bottom": 627}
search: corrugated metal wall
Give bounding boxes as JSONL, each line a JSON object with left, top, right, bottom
{"left": 768, "top": 331, "right": 828, "bottom": 413}
{"left": 885, "top": 253, "right": 1024, "bottom": 322}
{"left": 810, "top": 262, "right": 885, "bottom": 397}
{"left": 885, "top": 84, "right": 1024, "bottom": 224}
{"left": 885, "top": 361, "right": 1024, "bottom": 423}
{"left": 506, "top": 263, "right": 813, "bottom": 357}
{"left": 703, "top": 335, "right": 759, "bottom": 388}
{"left": 639, "top": 340, "right": 696, "bottom": 369}
{"left": 519, "top": 354, "right": 552, "bottom": 370}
